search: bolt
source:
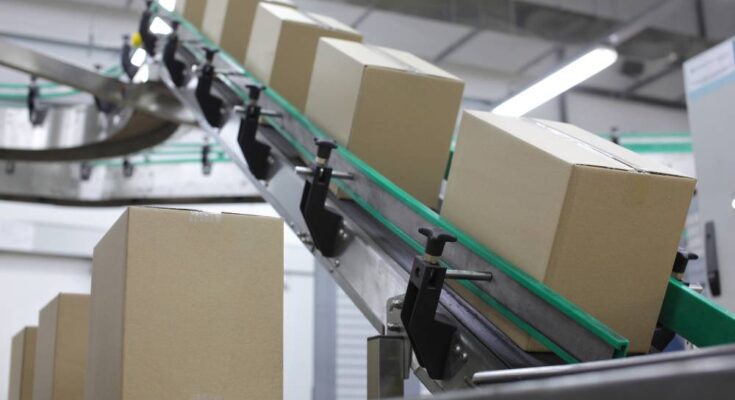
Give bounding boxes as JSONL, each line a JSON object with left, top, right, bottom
{"left": 386, "top": 323, "right": 402, "bottom": 333}
{"left": 453, "top": 344, "right": 462, "bottom": 355}
{"left": 461, "top": 352, "right": 468, "bottom": 362}
{"left": 333, "top": 259, "right": 340, "bottom": 267}
{"left": 390, "top": 299, "right": 404, "bottom": 310}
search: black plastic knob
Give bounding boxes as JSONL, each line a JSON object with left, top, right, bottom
{"left": 673, "top": 249, "right": 699, "bottom": 275}
{"left": 418, "top": 227, "right": 456, "bottom": 257}
{"left": 315, "top": 138, "right": 337, "bottom": 160}
{"left": 203, "top": 47, "right": 219, "bottom": 63}
{"left": 246, "top": 84, "right": 265, "bottom": 102}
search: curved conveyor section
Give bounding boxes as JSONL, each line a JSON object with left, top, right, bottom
{"left": 0, "top": 105, "right": 179, "bottom": 161}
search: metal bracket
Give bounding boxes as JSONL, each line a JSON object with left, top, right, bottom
{"left": 299, "top": 139, "right": 343, "bottom": 257}
{"left": 652, "top": 248, "right": 699, "bottom": 352}
{"left": 235, "top": 85, "right": 272, "bottom": 180}
{"left": 195, "top": 47, "right": 226, "bottom": 128}
{"left": 27, "top": 76, "right": 47, "bottom": 126}
{"left": 138, "top": 1, "right": 157, "bottom": 57}
{"left": 121, "top": 34, "right": 139, "bottom": 80}
{"left": 201, "top": 142, "right": 212, "bottom": 175}
{"left": 163, "top": 20, "right": 188, "bottom": 87}
{"left": 705, "top": 221, "right": 721, "bottom": 296}
{"left": 401, "top": 228, "right": 492, "bottom": 380}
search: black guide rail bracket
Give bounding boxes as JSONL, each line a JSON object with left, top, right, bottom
{"left": 138, "top": 0, "right": 157, "bottom": 57}
{"left": 201, "top": 142, "right": 212, "bottom": 175}
{"left": 235, "top": 85, "right": 272, "bottom": 180}
{"left": 299, "top": 139, "right": 345, "bottom": 258}
{"left": 93, "top": 65, "right": 117, "bottom": 114}
{"left": 163, "top": 20, "right": 189, "bottom": 87}
{"left": 27, "top": 76, "right": 48, "bottom": 126}
{"left": 400, "top": 228, "right": 492, "bottom": 380}
{"left": 651, "top": 248, "right": 700, "bottom": 352}
{"left": 195, "top": 47, "right": 227, "bottom": 128}
{"left": 121, "top": 34, "right": 139, "bottom": 81}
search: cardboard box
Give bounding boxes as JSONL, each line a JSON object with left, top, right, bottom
{"left": 201, "top": 0, "right": 296, "bottom": 63}
{"left": 8, "top": 327, "right": 36, "bottom": 400}
{"left": 32, "top": 294, "right": 90, "bottom": 400}
{"left": 175, "top": 0, "right": 209, "bottom": 30}
{"left": 245, "top": 3, "right": 362, "bottom": 111}
{"left": 442, "top": 111, "right": 696, "bottom": 353}
{"left": 305, "top": 38, "right": 464, "bottom": 208}
{"left": 85, "top": 207, "right": 283, "bottom": 400}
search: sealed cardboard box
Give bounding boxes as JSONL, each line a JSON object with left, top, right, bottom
{"left": 8, "top": 327, "right": 36, "bottom": 400}
{"left": 175, "top": 0, "right": 209, "bottom": 30}
{"left": 85, "top": 207, "right": 283, "bottom": 400}
{"left": 33, "top": 294, "right": 89, "bottom": 400}
{"left": 305, "top": 38, "right": 464, "bottom": 208}
{"left": 442, "top": 111, "right": 696, "bottom": 353}
{"left": 245, "top": 3, "right": 362, "bottom": 110}
{"left": 201, "top": 0, "right": 296, "bottom": 62}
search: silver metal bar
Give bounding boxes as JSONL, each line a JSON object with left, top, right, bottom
{"left": 0, "top": 39, "right": 195, "bottom": 125}
{"left": 445, "top": 270, "right": 493, "bottom": 282}
{"left": 427, "top": 345, "right": 735, "bottom": 400}
{"left": 294, "top": 165, "right": 354, "bottom": 180}
{"left": 473, "top": 344, "right": 735, "bottom": 384}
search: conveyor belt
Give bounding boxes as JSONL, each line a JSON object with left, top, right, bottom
{"left": 0, "top": 4, "right": 733, "bottom": 394}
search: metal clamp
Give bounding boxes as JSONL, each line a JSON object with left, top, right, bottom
{"left": 195, "top": 47, "right": 226, "bottom": 128}
{"left": 27, "top": 76, "right": 47, "bottom": 126}
{"left": 299, "top": 139, "right": 344, "bottom": 257}
{"left": 138, "top": 0, "right": 157, "bottom": 57}
{"left": 201, "top": 142, "right": 212, "bottom": 175}
{"left": 163, "top": 20, "right": 188, "bottom": 87}
{"left": 401, "top": 228, "right": 492, "bottom": 379}
{"left": 235, "top": 85, "right": 272, "bottom": 180}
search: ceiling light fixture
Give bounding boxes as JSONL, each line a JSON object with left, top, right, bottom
{"left": 130, "top": 48, "right": 147, "bottom": 68}
{"left": 149, "top": 16, "right": 173, "bottom": 35}
{"left": 158, "top": 0, "right": 177, "bottom": 12}
{"left": 493, "top": 47, "right": 618, "bottom": 118}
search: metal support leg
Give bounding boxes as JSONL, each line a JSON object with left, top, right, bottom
{"left": 368, "top": 336, "right": 406, "bottom": 399}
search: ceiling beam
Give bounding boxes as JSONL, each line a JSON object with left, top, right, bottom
{"left": 433, "top": 27, "right": 482, "bottom": 63}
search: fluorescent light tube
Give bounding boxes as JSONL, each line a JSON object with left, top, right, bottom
{"left": 158, "top": 0, "right": 176, "bottom": 12}
{"left": 493, "top": 47, "right": 618, "bottom": 117}
{"left": 130, "top": 48, "right": 147, "bottom": 67}
{"left": 149, "top": 17, "right": 173, "bottom": 35}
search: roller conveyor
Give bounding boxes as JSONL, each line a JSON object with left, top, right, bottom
{"left": 0, "top": 5, "right": 734, "bottom": 398}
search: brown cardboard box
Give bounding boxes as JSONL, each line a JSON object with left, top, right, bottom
{"left": 8, "top": 327, "right": 36, "bottom": 400}
{"left": 32, "top": 294, "right": 89, "bottom": 400}
{"left": 176, "top": 0, "right": 209, "bottom": 30}
{"left": 442, "top": 111, "right": 696, "bottom": 353}
{"left": 201, "top": 0, "right": 296, "bottom": 62}
{"left": 305, "top": 38, "right": 464, "bottom": 208}
{"left": 245, "top": 3, "right": 362, "bottom": 111}
{"left": 85, "top": 207, "right": 283, "bottom": 400}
